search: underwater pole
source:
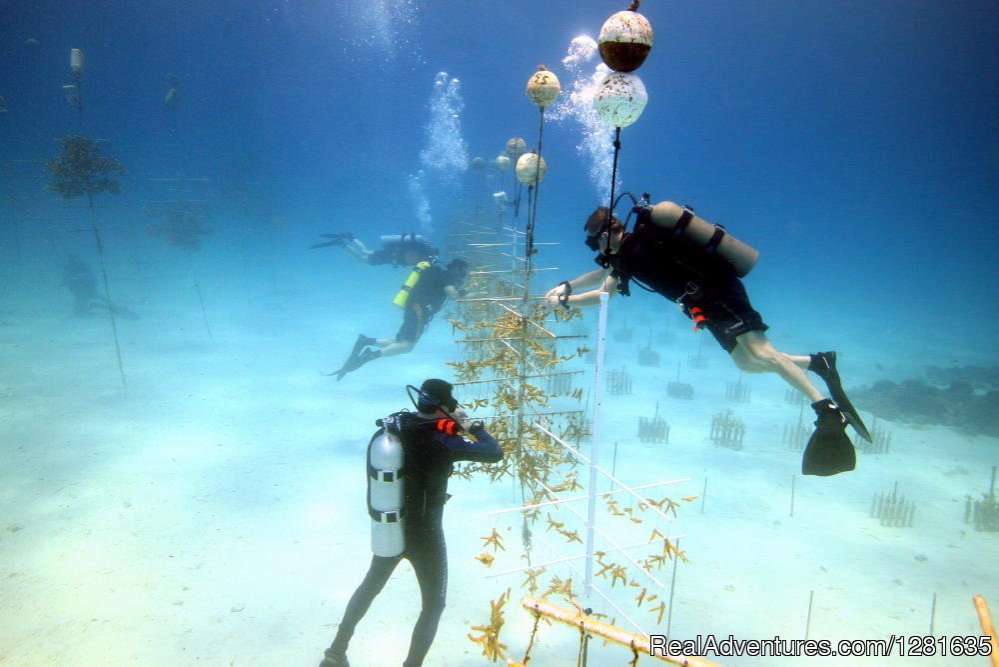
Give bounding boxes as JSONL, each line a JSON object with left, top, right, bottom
{"left": 584, "top": 290, "right": 609, "bottom": 596}
{"left": 193, "top": 269, "right": 213, "bottom": 341}
{"left": 666, "top": 536, "right": 681, "bottom": 639}
{"left": 87, "top": 191, "right": 126, "bottom": 389}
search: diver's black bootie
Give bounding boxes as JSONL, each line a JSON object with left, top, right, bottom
{"left": 802, "top": 399, "right": 856, "bottom": 477}
{"left": 808, "top": 351, "right": 837, "bottom": 380}
{"left": 808, "top": 351, "right": 873, "bottom": 443}
{"left": 319, "top": 648, "right": 350, "bottom": 667}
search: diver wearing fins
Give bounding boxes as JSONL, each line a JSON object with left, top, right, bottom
{"left": 61, "top": 254, "right": 138, "bottom": 320}
{"left": 318, "top": 379, "right": 503, "bottom": 667}
{"left": 546, "top": 196, "right": 870, "bottom": 477}
{"left": 331, "top": 258, "right": 469, "bottom": 381}
{"left": 311, "top": 232, "right": 438, "bottom": 268}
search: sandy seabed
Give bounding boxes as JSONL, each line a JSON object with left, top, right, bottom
{"left": 1, "top": 255, "right": 996, "bottom": 667}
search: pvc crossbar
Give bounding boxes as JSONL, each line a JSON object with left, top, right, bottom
{"left": 486, "top": 532, "right": 688, "bottom": 580}
{"left": 534, "top": 422, "right": 689, "bottom": 527}
{"left": 488, "top": 479, "right": 688, "bottom": 517}
{"left": 530, "top": 476, "right": 672, "bottom": 592}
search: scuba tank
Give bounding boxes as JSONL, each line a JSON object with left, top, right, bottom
{"left": 393, "top": 260, "right": 432, "bottom": 308}
{"left": 367, "top": 417, "right": 405, "bottom": 557}
{"left": 380, "top": 233, "right": 425, "bottom": 245}
{"left": 645, "top": 201, "right": 759, "bottom": 278}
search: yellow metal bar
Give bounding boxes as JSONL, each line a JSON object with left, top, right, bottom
{"left": 974, "top": 595, "right": 999, "bottom": 667}
{"left": 520, "top": 597, "right": 722, "bottom": 666}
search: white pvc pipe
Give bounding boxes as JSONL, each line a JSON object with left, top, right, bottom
{"left": 585, "top": 290, "right": 610, "bottom": 597}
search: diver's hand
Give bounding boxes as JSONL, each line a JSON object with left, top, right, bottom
{"left": 452, "top": 408, "right": 475, "bottom": 432}
{"left": 545, "top": 281, "right": 572, "bottom": 307}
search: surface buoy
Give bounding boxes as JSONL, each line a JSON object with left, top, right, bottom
{"left": 526, "top": 65, "right": 561, "bottom": 108}
{"left": 515, "top": 152, "right": 547, "bottom": 185}
{"left": 598, "top": 7, "right": 654, "bottom": 73}
{"left": 505, "top": 137, "right": 527, "bottom": 160}
{"left": 594, "top": 71, "right": 648, "bottom": 128}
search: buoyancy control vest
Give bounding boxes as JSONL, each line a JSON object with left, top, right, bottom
{"left": 393, "top": 261, "right": 432, "bottom": 308}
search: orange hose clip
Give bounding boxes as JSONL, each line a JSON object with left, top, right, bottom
{"left": 689, "top": 306, "right": 707, "bottom": 331}
{"left": 434, "top": 418, "right": 459, "bottom": 435}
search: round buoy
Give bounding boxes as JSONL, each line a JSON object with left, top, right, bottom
{"left": 495, "top": 155, "right": 511, "bottom": 172}
{"left": 515, "top": 152, "right": 547, "bottom": 185}
{"left": 598, "top": 9, "right": 654, "bottom": 72}
{"left": 505, "top": 137, "right": 527, "bottom": 159}
{"left": 594, "top": 72, "right": 648, "bottom": 128}
{"left": 471, "top": 156, "right": 486, "bottom": 171}
{"left": 526, "top": 65, "right": 561, "bottom": 108}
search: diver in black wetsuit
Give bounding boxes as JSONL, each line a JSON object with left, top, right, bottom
{"left": 547, "top": 203, "right": 869, "bottom": 476}
{"left": 332, "top": 258, "right": 469, "bottom": 381}
{"left": 311, "top": 232, "right": 438, "bottom": 268}
{"left": 61, "top": 254, "right": 137, "bottom": 319}
{"left": 319, "top": 379, "right": 503, "bottom": 667}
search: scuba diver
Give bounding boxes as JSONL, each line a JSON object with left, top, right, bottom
{"left": 61, "top": 254, "right": 137, "bottom": 319}
{"left": 546, "top": 196, "right": 871, "bottom": 477}
{"left": 319, "top": 379, "right": 503, "bottom": 667}
{"left": 311, "top": 232, "right": 438, "bottom": 267}
{"left": 331, "top": 258, "right": 470, "bottom": 381}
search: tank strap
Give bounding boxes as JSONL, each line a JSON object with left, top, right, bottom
{"left": 673, "top": 207, "right": 695, "bottom": 235}
{"left": 368, "top": 463, "right": 405, "bottom": 482}
{"left": 368, "top": 507, "right": 403, "bottom": 523}
{"left": 705, "top": 226, "right": 726, "bottom": 254}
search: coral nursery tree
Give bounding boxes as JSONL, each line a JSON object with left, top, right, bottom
{"left": 47, "top": 135, "right": 127, "bottom": 387}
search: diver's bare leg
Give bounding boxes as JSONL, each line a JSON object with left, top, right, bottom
{"left": 730, "top": 330, "right": 824, "bottom": 402}
{"left": 375, "top": 339, "right": 414, "bottom": 357}
{"left": 345, "top": 238, "right": 373, "bottom": 262}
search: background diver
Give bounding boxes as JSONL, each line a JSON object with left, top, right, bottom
{"left": 61, "top": 254, "right": 138, "bottom": 320}
{"left": 332, "top": 257, "right": 469, "bottom": 381}
{"left": 311, "top": 231, "right": 438, "bottom": 267}
{"left": 319, "top": 378, "right": 503, "bottom": 667}
{"left": 546, "top": 197, "right": 871, "bottom": 477}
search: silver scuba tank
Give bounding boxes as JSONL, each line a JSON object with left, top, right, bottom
{"left": 648, "top": 201, "right": 759, "bottom": 277}
{"left": 367, "top": 424, "right": 405, "bottom": 557}
{"left": 379, "top": 233, "right": 425, "bottom": 245}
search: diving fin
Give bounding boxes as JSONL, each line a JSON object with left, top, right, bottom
{"left": 802, "top": 400, "right": 856, "bottom": 476}
{"left": 310, "top": 232, "right": 355, "bottom": 250}
{"left": 328, "top": 335, "right": 378, "bottom": 381}
{"left": 809, "top": 351, "right": 872, "bottom": 443}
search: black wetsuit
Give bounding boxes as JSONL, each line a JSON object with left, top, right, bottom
{"left": 396, "top": 264, "right": 456, "bottom": 344}
{"left": 329, "top": 413, "right": 502, "bottom": 667}
{"left": 62, "top": 258, "right": 99, "bottom": 316}
{"left": 604, "top": 225, "right": 768, "bottom": 352}
{"left": 369, "top": 240, "right": 436, "bottom": 267}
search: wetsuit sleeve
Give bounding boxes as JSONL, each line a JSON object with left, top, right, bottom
{"left": 437, "top": 426, "right": 503, "bottom": 464}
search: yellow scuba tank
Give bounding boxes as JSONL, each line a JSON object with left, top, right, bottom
{"left": 393, "top": 261, "right": 431, "bottom": 308}
{"left": 648, "top": 201, "right": 759, "bottom": 277}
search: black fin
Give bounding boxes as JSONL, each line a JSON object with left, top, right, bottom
{"left": 810, "top": 351, "right": 872, "bottom": 443}
{"left": 802, "top": 410, "right": 857, "bottom": 476}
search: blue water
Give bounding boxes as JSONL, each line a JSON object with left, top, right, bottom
{"left": 1, "top": 2, "right": 997, "bottom": 665}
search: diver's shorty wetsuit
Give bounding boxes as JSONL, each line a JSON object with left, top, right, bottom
{"left": 329, "top": 414, "right": 502, "bottom": 667}
{"left": 395, "top": 264, "right": 455, "bottom": 344}
{"left": 683, "top": 273, "right": 768, "bottom": 353}
{"left": 604, "top": 227, "right": 768, "bottom": 353}
{"left": 396, "top": 304, "right": 427, "bottom": 344}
